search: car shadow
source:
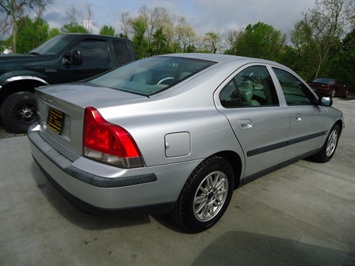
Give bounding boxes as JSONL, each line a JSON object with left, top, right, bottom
{"left": 30, "top": 162, "right": 155, "bottom": 231}
{"left": 337, "top": 93, "right": 355, "bottom": 100}
{"left": 191, "top": 231, "right": 354, "bottom": 266}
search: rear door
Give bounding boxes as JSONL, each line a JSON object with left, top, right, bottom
{"left": 272, "top": 67, "right": 328, "bottom": 161}
{"left": 217, "top": 65, "right": 291, "bottom": 177}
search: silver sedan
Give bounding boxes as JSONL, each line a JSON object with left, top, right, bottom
{"left": 28, "top": 53, "right": 344, "bottom": 233}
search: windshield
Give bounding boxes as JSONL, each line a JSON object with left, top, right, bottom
{"left": 87, "top": 56, "right": 216, "bottom": 96}
{"left": 29, "top": 35, "right": 75, "bottom": 55}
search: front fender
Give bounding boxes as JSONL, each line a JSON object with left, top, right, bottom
{"left": 0, "top": 70, "right": 49, "bottom": 87}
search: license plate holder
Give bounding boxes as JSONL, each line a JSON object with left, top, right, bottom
{"left": 47, "top": 107, "right": 64, "bottom": 134}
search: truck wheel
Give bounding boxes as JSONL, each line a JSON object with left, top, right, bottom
{"left": 0, "top": 92, "right": 37, "bottom": 133}
{"left": 171, "top": 156, "right": 234, "bottom": 233}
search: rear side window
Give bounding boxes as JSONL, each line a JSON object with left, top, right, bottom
{"left": 220, "top": 66, "right": 279, "bottom": 108}
{"left": 72, "top": 39, "right": 110, "bottom": 66}
{"left": 273, "top": 68, "right": 316, "bottom": 106}
{"left": 113, "top": 40, "right": 131, "bottom": 65}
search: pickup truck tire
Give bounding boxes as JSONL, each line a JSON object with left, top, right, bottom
{"left": 1, "top": 92, "right": 37, "bottom": 133}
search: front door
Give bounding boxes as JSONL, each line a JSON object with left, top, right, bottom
{"left": 272, "top": 67, "right": 328, "bottom": 161}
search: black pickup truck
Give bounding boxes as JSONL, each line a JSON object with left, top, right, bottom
{"left": 0, "top": 33, "right": 135, "bottom": 133}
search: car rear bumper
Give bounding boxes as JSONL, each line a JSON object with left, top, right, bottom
{"left": 28, "top": 126, "right": 199, "bottom": 212}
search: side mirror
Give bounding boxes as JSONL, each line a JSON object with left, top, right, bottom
{"left": 318, "top": 97, "right": 333, "bottom": 107}
{"left": 62, "top": 50, "right": 82, "bottom": 66}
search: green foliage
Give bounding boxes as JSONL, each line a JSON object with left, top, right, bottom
{"left": 150, "top": 27, "right": 168, "bottom": 55}
{"left": 321, "top": 28, "right": 355, "bottom": 92}
{"left": 289, "top": 0, "right": 351, "bottom": 80}
{"left": 225, "top": 22, "right": 286, "bottom": 60}
{"left": 15, "top": 16, "right": 49, "bottom": 53}
{"left": 48, "top": 28, "right": 60, "bottom": 39}
{"left": 118, "top": 33, "right": 129, "bottom": 38}
{"left": 131, "top": 19, "right": 149, "bottom": 58}
{"left": 100, "top": 25, "right": 115, "bottom": 36}
{"left": 286, "top": 20, "right": 319, "bottom": 80}
{"left": 61, "top": 22, "right": 88, "bottom": 33}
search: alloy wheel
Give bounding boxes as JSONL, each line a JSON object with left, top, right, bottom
{"left": 193, "top": 170, "right": 229, "bottom": 222}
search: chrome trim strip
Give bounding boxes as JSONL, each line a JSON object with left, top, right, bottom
{"left": 6, "top": 76, "right": 49, "bottom": 84}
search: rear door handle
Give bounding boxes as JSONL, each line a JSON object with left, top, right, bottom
{"left": 236, "top": 119, "right": 253, "bottom": 129}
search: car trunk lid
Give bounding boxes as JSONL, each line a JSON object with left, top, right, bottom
{"left": 308, "top": 82, "right": 330, "bottom": 91}
{"left": 35, "top": 83, "right": 146, "bottom": 159}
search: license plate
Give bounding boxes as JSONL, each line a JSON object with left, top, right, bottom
{"left": 47, "top": 107, "right": 64, "bottom": 134}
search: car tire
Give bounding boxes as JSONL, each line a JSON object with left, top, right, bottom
{"left": 171, "top": 156, "right": 234, "bottom": 233}
{"left": 311, "top": 124, "right": 340, "bottom": 163}
{"left": 343, "top": 90, "right": 349, "bottom": 98}
{"left": 0, "top": 92, "right": 37, "bottom": 133}
{"left": 331, "top": 89, "right": 336, "bottom": 98}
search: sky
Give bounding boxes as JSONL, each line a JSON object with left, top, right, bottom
{"left": 42, "top": 0, "right": 315, "bottom": 36}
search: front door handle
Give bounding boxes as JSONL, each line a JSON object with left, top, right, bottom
{"left": 295, "top": 113, "right": 302, "bottom": 122}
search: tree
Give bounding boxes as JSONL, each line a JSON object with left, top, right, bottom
{"left": 131, "top": 18, "right": 148, "bottom": 58}
{"left": 0, "top": 0, "right": 52, "bottom": 52}
{"left": 100, "top": 25, "right": 115, "bottom": 36}
{"left": 119, "top": 12, "right": 130, "bottom": 38}
{"left": 48, "top": 27, "right": 60, "bottom": 39}
{"left": 202, "top": 32, "right": 220, "bottom": 53}
{"left": 13, "top": 16, "right": 48, "bottom": 53}
{"left": 133, "top": 5, "right": 175, "bottom": 56}
{"left": 224, "top": 29, "right": 239, "bottom": 54}
{"left": 61, "top": 22, "right": 88, "bottom": 33}
{"left": 291, "top": 0, "right": 354, "bottom": 79}
{"left": 31, "top": 0, "right": 52, "bottom": 18}
{"left": 175, "top": 17, "right": 197, "bottom": 52}
{"left": 323, "top": 28, "right": 355, "bottom": 91}
{"left": 65, "top": 4, "right": 94, "bottom": 33}
{"left": 151, "top": 27, "right": 167, "bottom": 55}
{"left": 225, "top": 22, "right": 286, "bottom": 60}
{"left": 288, "top": 20, "right": 319, "bottom": 80}
{"left": 1, "top": 0, "right": 31, "bottom": 53}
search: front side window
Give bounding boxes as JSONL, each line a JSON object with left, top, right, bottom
{"left": 220, "top": 65, "right": 279, "bottom": 108}
{"left": 72, "top": 40, "right": 110, "bottom": 66}
{"left": 273, "top": 68, "right": 316, "bottom": 106}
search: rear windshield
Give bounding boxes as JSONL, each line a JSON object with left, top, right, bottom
{"left": 87, "top": 56, "right": 216, "bottom": 96}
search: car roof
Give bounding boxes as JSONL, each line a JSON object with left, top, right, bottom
{"left": 58, "top": 33, "right": 130, "bottom": 41}
{"left": 161, "top": 53, "right": 282, "bottom": 66}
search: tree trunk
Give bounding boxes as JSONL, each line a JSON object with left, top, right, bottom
{"left": 12, "top": 17, "right": 17, "bottom": 53}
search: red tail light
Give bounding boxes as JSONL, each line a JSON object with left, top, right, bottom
{"left": 83, "top": 107, "right": 143, "bottom": 168}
